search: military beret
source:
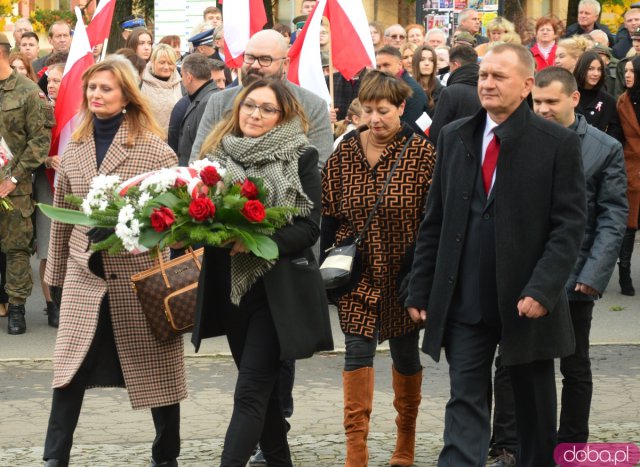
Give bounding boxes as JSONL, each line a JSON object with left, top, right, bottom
{"left": 592, "top": 44, "right": 612, "bottom": 58}
{"left": 189, "top": 28, "right": 215, "bottom": 47}
{"left": 119, "top": 15, "right": 146, "bottom": 30}
{"left": 454, "top": 31, "right": 477, "bottom": 47}
{"left": 632, "top": 27, "right": 640, "bottom": 39}
{"left": 0, "top": 33, "right": 10, "bottom": 46}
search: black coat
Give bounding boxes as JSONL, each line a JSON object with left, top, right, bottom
{"left": 406, "top": 102, "right": 587, "bottom": 366}
{"left": 564, "top": 21, "right": 616, "bottom": 49}
{"left": 577, "top": 87, "right": 623, "bottom": 143}
{"left": 191, "top": 147, "right": 334, "bottom": 360}
{"left": 613, "top": 27, "right": 631, "bottom": 60}
{"left": 429, "top": 63, "right": 481, "bottom": 145}
{"left": 400, "top": 70, "right": 428, "bottom": 135}
{"left": 176, "top": 81, "right": 219, "bottom": 166}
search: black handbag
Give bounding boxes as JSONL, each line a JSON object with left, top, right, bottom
{"left": 320, "top": 135, "right": 414, "bottom": 294}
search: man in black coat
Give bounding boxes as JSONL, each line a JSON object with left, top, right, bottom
{"left": 429, "top": 46, "right": 481, "bottom": 145}
{"left": 406, "top": 44, "right": 587, "bottom": 467}
{"left": 613, "top": 6, "right": 640, "bottom": 59}
{"left": 563, "top": 0, "right": 616, "bottom": 47}
{"left": 375, "top": 46, "right": 428, "bottom": 135}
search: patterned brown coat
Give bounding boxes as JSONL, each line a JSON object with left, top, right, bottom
{"left": 44, "top": 121, "right": 187, "bottom": 410}
{"left": 321, "top": 124, "right": 436, "bottom": 342}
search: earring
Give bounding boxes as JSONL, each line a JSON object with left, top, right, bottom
{"left": 122, "top": 107, "right": 127, "bottom": 114}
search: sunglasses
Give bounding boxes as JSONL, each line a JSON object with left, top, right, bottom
{"left": 387, "top": 34, "right": 406, "bottom": 40}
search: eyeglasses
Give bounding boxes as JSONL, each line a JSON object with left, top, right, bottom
{"left": 386, "top": 34, "right": 406, "bottom": 40}
{"left": 240, "top": 101, "right": 282, "bottom": 118}
{"left": 243, "top": 54, "right": 287, "bottom": 67}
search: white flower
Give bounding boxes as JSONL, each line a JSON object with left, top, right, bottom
{"left": 139, "top": 169, "right": 177, "bottom": 194}
{"left": 81, "top": 199, "right": 92, "bottom": 216}
{"left": 90, "top": 174, "right": 121, "bottom": 192}
{"left": 118, "top": 204, "right": 135, "bottom": 224}
{"left": 137, "top": 192, "right": 153, "bottom": 209}
{"left": 115, "top": 221, "right": 141, "bottom": 252}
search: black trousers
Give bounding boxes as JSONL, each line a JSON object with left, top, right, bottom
{"left": 439, "top": 319, "right": 557, "bottom": 467}
{"left": 558, "top": 300, "right": 594, "bottom": 443}
{"left": 492, "top": 300, "right": 595, "bottom": 451}
{"left": 221, "top": 280, "right": 292, "bottom": 467}
{"left": 43, "top": 298, "right": 180, "bottom": 463}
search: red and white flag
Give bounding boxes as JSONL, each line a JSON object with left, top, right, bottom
{"left": 287, "top": 0, "right": 330, "bottom": 105}
{"left": 325, "top": 0, "right": 375, "bottom": 81}
{"left": 222, "top": 0, "right": 267, "bottom": 68}
{"left": 85, "top": 0, "right": 116, "bottom": 48}
{"left": 52, "top": 8, "right": 94, "bottom": 160}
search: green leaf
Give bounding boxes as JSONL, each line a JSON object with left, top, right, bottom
{"left": 37, "top": 204, "right": 102, "bottom": 227}
{"left": 152, "top": 192, "right": 182, "bottom": 209}
{"left": 139, "top": 227, "right": 169, "bottom": 249}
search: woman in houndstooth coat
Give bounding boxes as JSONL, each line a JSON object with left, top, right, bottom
{"left": 42, "top": 58, "right": 186, "bottom": 467}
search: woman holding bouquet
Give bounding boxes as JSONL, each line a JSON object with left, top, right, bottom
{"left": 42, "top": 57, "right": 186, "bottom": 467}
{"left": 192, "top": 79, "right": 334, "bottom": 466}
{"left": 321, "top": 70, "right": 436, "bottom": 466}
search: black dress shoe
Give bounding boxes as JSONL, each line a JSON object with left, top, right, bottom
{"left": 7, "top": 303, "right": 26, "bottom": 335}
{"left": 150, "top": 459, "right": 178, "bottom": 467}
{"left": 44, "top": 459, "right": 69, "bottom": 467}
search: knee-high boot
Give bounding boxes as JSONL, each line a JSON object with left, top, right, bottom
{"left": 343, "top": 367, "right": 374, "bottom": 467}
{"left": 619, "top": 228, "right": 636, "bottom": 296}
{"left": 389, "top": 366, "right": 422, "bottom": 466}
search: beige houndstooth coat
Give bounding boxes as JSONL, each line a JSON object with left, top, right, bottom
{"left": 45, "top": 121, "right": 187, "bottom": 410}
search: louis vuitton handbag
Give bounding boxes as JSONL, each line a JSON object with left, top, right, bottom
{"left": 131, "top": 247, "right": 203, "bottom": 341}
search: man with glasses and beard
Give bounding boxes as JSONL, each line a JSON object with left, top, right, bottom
{"left": 189, "top": 29, "right": 332, "bottom": 168}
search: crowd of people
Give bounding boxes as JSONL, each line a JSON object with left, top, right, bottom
{"left": 0, "top": 0, "right": 636, "bottom": 466}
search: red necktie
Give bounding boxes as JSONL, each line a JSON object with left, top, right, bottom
{"left": 482, "top": 134, "right": 500, "bottom": 195}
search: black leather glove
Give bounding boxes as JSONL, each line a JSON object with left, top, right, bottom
{"left": 86, "top": 227, "right": 115, "bottom": 243}
{"left": 50, "top": 286, "right": 63, "bottom": 311}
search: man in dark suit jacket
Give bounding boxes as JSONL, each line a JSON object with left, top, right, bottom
{"left": 406, "top": 44, "right": 587, "bottom": 467}
{"left": 429, "top": 45, "right": 481, "bottom": 145}
{"left": 375, "top": 46, "right": 428, "bottom": 135}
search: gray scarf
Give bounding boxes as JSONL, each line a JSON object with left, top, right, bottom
{"left": 205, "top": 117, "right": 314, "bottom": 305}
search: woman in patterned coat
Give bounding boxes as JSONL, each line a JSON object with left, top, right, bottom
{"left": 321, "top": 70, "right": 436, "bottom": 467}
{"left": 42, "top": 57, "right": 186, "bottom": 467}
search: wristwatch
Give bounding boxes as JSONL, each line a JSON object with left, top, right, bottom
{"left": 9, "top": 176, "right": 17, "bottom": 184}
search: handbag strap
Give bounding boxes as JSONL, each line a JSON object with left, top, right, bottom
{"left": 156, "top": 246, "right": 202, "bottom": 288}
{"left": 354, "top": 134, "right": 414, "bottom": 245}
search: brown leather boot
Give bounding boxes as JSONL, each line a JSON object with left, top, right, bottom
{"left": 389, "top": 366, "right": 422, "bottom": 466}
{"left": 343, "top": 367, "right": 374, "bottom": 467}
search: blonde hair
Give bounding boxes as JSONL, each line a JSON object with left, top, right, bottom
{"left": 199, "top": 79, "right": 309, "bottom": 158}
{"left": 333, "top": 98, "right": 362, "bottom": 137}
{"left": 73, "top": 56, "right": 165, "bottom": 144}
{"left": 486, "top": 17, "right": 516, "bottom": 35}
{"left": 557, "top": 35, "right": 590, "bottom": 60}
{"left": 150, "top": 43, "right": 177, "bottom": 66}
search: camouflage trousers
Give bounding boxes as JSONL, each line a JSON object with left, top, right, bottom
{"left": 0, "top": 194, "right": 34, "bottom": 304}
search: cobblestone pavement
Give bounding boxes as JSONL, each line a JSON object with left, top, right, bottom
{"left": 0, "top": 345, "right": 638, "bottom": 466}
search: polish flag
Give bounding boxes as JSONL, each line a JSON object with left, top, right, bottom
{"left": 287, "top": 0, "right": 331, "bottom": 105}
{"left": 51, "top": 8, "right": 94, "bottom": 159}
{"left": 222, "top": 0, "right": 268, "bottom": 68}
{"left": 325, "top": 0, "right": 375, "bottom": 81}
{"left": 85, "top": 0, "right": 116, "bottom": 48}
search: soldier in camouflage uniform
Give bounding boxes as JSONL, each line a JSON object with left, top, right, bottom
{"left": 0, "top": 33, "right": 54, "bottom": 334}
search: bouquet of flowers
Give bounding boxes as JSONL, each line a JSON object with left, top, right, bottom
{"left": 38, "top": 160, "right": 298, "bottom": 260}
{"left": 0, "top": 137, "right": 14, "bottom": 212}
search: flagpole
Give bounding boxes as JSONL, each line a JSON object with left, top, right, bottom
{"left": 100, "top": 38, "right": 108, "bottom": 62}
{"left": 325, "top": 18, "right": 335, "bottom": 131}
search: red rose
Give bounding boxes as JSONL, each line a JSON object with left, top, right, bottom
{"left": 240, "top": 179, "right": 259, "bottom": 200}
{"left": 241, "top": 200, "right": 266, "bottom": 223}
{"left": 200, "top": 166, "right": 221, "bottom": 186}
{"left": 188, "top": 195, "right": 216, "bottom": 221}
{"left": 149, "top": 207, "right": 175, "bottom": 232}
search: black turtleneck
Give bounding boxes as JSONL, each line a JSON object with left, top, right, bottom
{"left": 189, "top": 79, "right": 213, "bottom": 101}
{"left": 93, "top": 113, "right": 124, "bottom": 168}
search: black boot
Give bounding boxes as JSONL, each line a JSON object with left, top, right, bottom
{"left": 619, "top": 228, "right": 636, "bottom": 296}
{"left": 8, "top": 304, "right": 26, "bottom": 335}
{"left": 46, "top": 301, "right": 59, "bottom": 328}
{"left": 44, "top": 460, "right": 69, "bottom": 467}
